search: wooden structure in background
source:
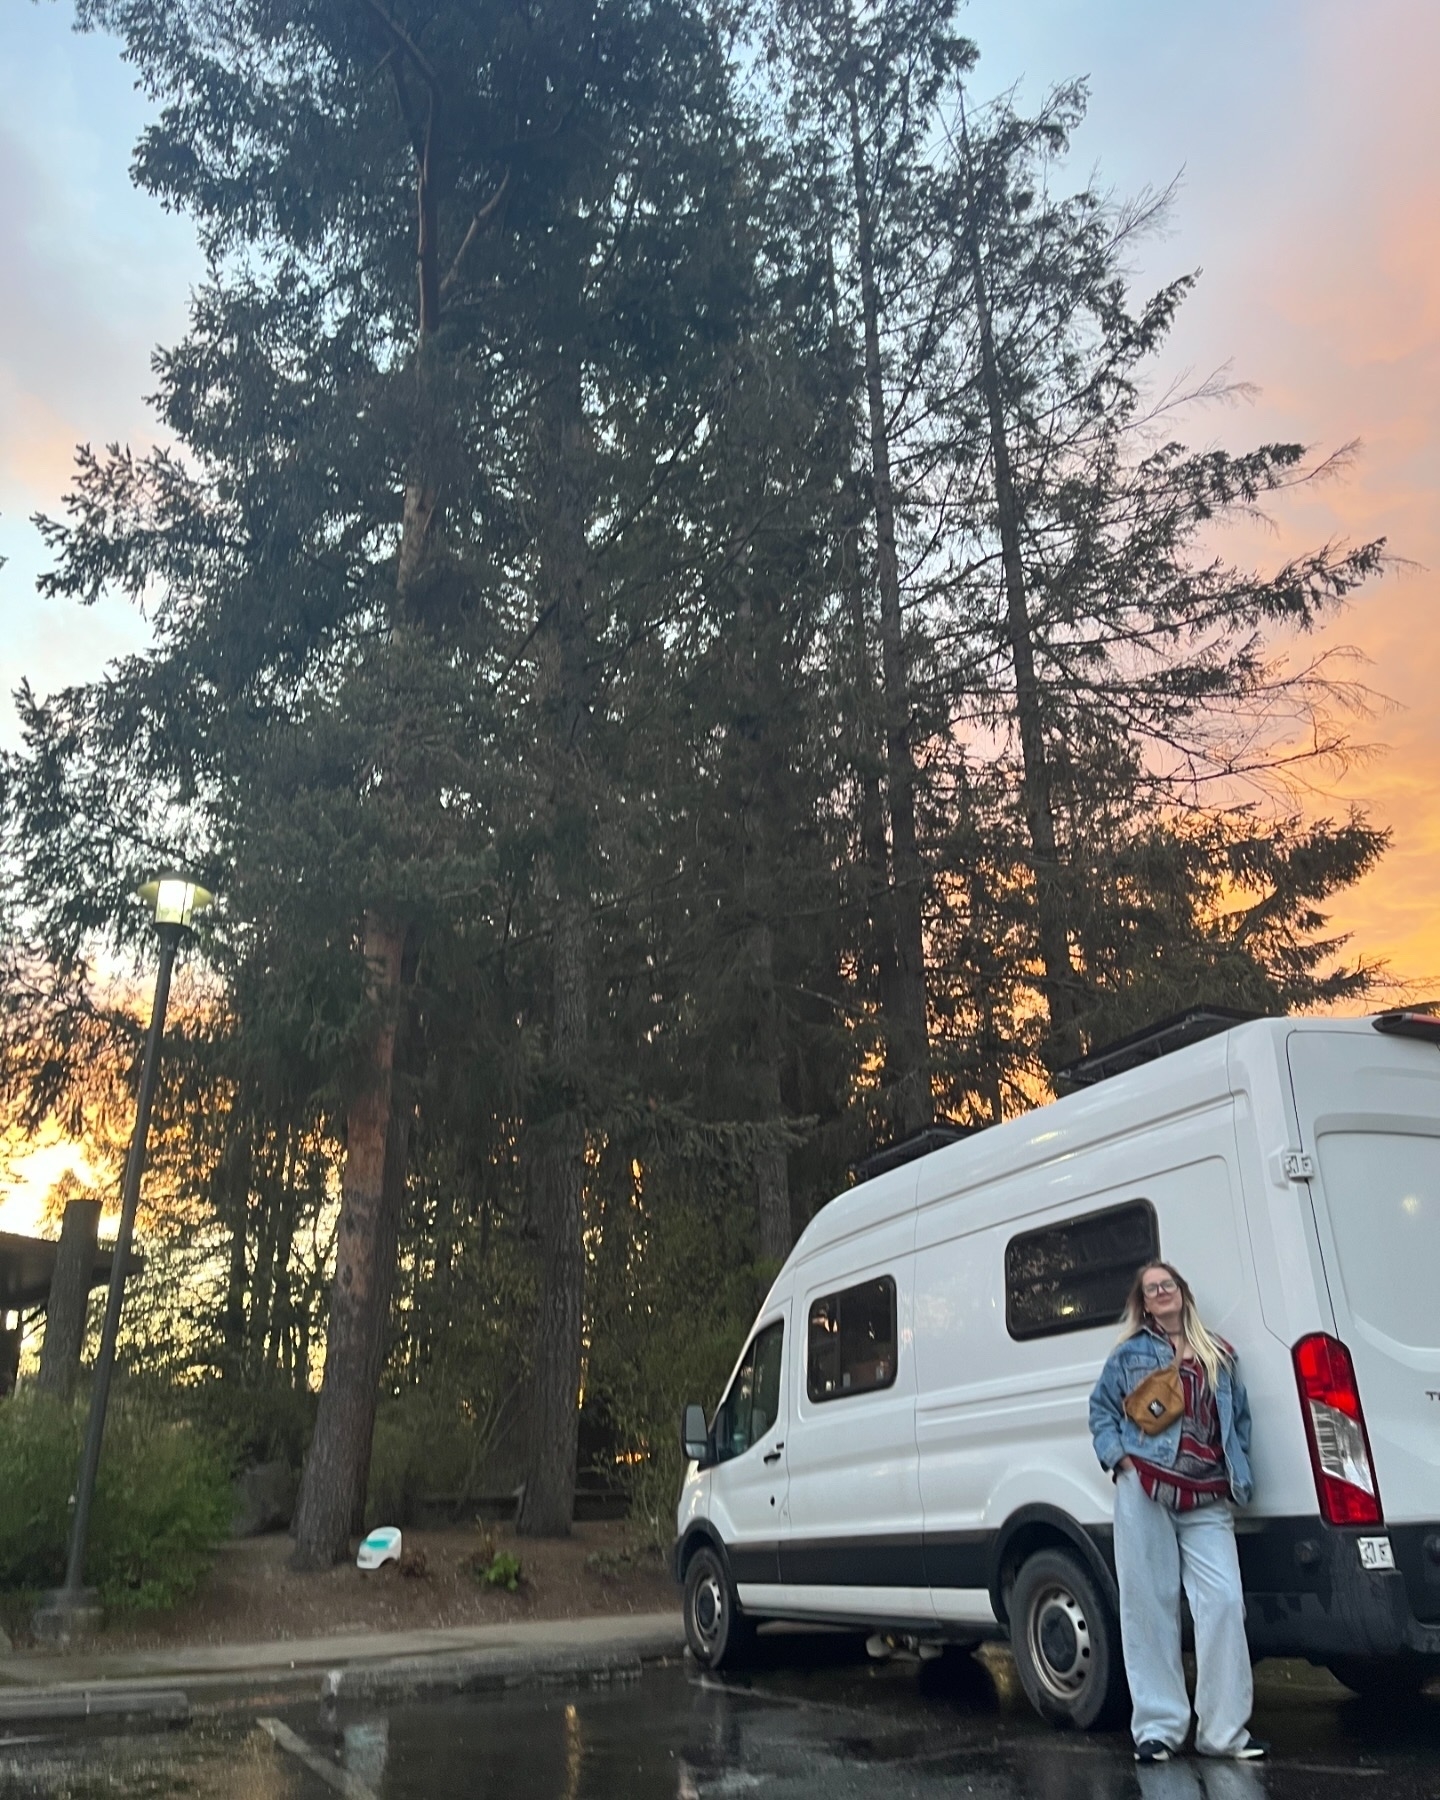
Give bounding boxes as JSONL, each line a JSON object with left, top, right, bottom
{"left": 0, "top": 1205, "right": 141, "bottom": 1398}
{"left": 36, "top": 1200, "right": 104, "bottom": 1397}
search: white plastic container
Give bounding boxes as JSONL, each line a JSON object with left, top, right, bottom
{"left": 356, "top": 1526, "right": 402, "bottom": 1570}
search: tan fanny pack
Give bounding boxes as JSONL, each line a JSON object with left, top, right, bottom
{"left": 1123, "top": 1359, "right": 1184, "bottom": 1435}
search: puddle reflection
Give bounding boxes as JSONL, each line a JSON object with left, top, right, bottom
{"left": 563, "top": 1700, "right": 583, "bottom": 1800}
{"left": 7, "top": 1657, "right": 1429, "bottom": 1800}
{"left": 1135, "top": 1763, "right": 1268, "bottom": 1800}
{"left": 342, "top": 1718, "right": 390, "bottom": 1787}
{"left": 314, "top": 1657, "right": 1422, "bottom": 1800}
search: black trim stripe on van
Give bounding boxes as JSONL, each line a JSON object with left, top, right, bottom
{"left": 733, "top": 1519, "right": 1436, "bottom": 1602}
{"left": 728, "top": 1532, "right": 992, "bottom": 1589}
{"left": 923, "top": 1532, "right": 999, "bottom": 1590}
{"left": 721, "top": 1518, "right": 1440, "bottom": 1657}
{"left": 729, "top": 1544, "right": 783, "bottom": 1585}
{"left": 784, "top": 1534, "right": 928, "bottom": 1588}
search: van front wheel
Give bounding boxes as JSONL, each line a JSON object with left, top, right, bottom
{"left": 683, "top": 1545, "right": 754, "bottom": 1670}
{"left": 1010, "top": 1548, "right": 1125, "bottom": 1730}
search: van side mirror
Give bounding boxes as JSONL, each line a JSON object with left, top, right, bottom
{"left": 681, "top": 1403, "right": 711, "bottom": 1467}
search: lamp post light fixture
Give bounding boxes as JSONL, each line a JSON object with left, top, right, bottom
{"left": 36, "top": 872, "right": 214, "bottom": 1643}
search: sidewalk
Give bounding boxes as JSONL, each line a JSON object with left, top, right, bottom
{"left": 0, "top": 1609, "right": 685, "bottom": 1715}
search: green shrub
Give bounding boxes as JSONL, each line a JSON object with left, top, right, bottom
{"left": 590, "top": 1248, "right": 764, "bottom": 1554}
{"left": 0, "top": 1391, "right": 230, "bottom": 1614}
{"left": 585, "top": 1142, "right": 777, "bottom": 1556}
{"left": 0, "top": 1394, "right": 80, "bottom": 1594}
{"left": 363, "top": 1387, "right": 515, "bottom": 1529}
{"left": 88, "top": 1406, "right": 232, "bottom": 1610}
{"left": 363, "top": 1405, "right": 424, "bottom": 1529}
{"left": 181, "top": 1378, "right": 315, "bottom": 1478}
{"left": 476, "top": 1549, "right": 522, "bottom": 1591}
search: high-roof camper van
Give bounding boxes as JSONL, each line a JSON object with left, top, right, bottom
{"left": 672, "top": 1011, "right": 1440, "bottom": 1729}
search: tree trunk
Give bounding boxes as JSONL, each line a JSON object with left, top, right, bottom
{"left": 840, "top": 468, "right": 913, "bottom": 1119}
{"left": 822, "top": 201, "right": 914, "bottom": 1135}
{"left": 748, "top": 920, "right": 792, "bottom": 1264}
{"left": 290, "top": 917, "right": 406, "bottom": 1568}
{"left": 35, "top": 1199, "right": 101, "bottom": 1398}
{"left": 289, "top": 39, "right": 456, "bottom": 1557}
{"left": 516, "top": 345, "right": 592, "bottom": 1540}
{"left": 257, "top": 1130, "right": 290, "bottom": 1378}
{"left": 726, "top": 576, "right": 793, "bottom": 1264}
{"left": 960, "top": 136, "right": 1080, "bottom": 1068}
{"left": 968, "top": 855, "right": 1009, "bottom": 1125}
{"left": 845, "top": 55, "right": 932, "bottom": 1137}
{"left": 515, "top": 895, "right": 588, "bottom": 1538}
{"left": 264, "top": 1189, "right": 300, "bottom": 1383}
{"left": 345, "top": 1088, "right": 413, "bottom": 1534}
{"left": 219, "top": 1124, "right": 252, "bottom": 1378}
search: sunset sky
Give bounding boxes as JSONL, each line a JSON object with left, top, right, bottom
{"left": 0, "top": 0, "right": 1436, "bottom": 1226}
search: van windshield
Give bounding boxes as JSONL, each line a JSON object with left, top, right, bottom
{"left": 1316, "top": 1131, "right": 1440, "bottom": 1350}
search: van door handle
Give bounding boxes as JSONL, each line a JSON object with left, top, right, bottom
{"left": 763, "top": 1443, "right": 784, "bottom": 1464}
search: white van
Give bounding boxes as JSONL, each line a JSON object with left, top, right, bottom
{"left": 672, "top": 1011, "right": 1440, "bottom": 1727}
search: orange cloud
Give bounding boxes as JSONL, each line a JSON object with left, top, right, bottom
{"left": 1144, "top": 0, "right": 1440, "bottom": 999}
{"left": 0, "top": 379, "right": 96, "bottom": 507}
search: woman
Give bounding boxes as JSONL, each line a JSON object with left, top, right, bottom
{"left": 1089, "top": 1261, "right": 1265, "bottom": 1763}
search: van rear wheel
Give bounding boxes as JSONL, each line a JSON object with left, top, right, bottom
{"left": 1010, "top": 1548, "right": 1126, "bottom": 1730}
{"left": 683, "top": 1545, "right": 754, "bottom": 1670}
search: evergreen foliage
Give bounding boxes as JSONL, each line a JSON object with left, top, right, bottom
{"left": 0, "top": 0, "right": 1391, "bottom": 1548}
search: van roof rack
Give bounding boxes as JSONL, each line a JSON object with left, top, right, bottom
{"left": 851, "top": 1122, "right": 975, "bottom": 1184}
{"left": 1056, "top": 1007, "right": 1260, "bottom": 1091}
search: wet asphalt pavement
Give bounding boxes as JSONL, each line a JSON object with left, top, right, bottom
{"left": 2, "top": 1636, "right": 1437, "bottom": 1800}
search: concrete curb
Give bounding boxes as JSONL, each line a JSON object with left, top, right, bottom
{"left": 0, "top": 1686, "right": 188, "bottom": 1726}
{"left": 0, "top": 1615, "right": 687, "bottom": 1716}
{"left": 321, "top": 1636, "right": 675, "bottom": 1704}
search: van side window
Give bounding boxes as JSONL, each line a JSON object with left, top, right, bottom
{"left": 1005, "top": 1200, "right": 1159, "bottom": 1340}
{"left": 807, "top": 1276, "right": 897, "bottom": 1403}
{"left": 714, "top": 1320, "right": 784, "bottom": 1462}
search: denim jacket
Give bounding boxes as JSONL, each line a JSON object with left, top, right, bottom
{"left": 1088, "top": 1327, "right": 1254, "bottom": 1505}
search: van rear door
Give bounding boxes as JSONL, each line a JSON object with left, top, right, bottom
{"left": 1286, "top": 1026, "right": 1440, "bottom": 1533}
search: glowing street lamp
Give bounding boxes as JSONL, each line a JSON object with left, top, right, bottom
{"left": 137, "top": 875, "right": 214, "bottom": 931}
{"left": 39, "top": 873, "right": 214, "bottom": 1639}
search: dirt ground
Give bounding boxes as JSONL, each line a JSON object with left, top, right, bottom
{"left": 94, "top": 1521, "right": 677, "bottom": 1653}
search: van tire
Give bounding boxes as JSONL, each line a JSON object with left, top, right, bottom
{"left": 1010, "top": 1548, "right": 1126, "bottom": 1730}
{"left": 683, "top": 1545, "right": 754, "bottom": 1670}
{"left": 1324, "top": 1654, "right": 1431, "bottom": 1704}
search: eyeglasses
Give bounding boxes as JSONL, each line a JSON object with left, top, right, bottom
{"left": 1142, "top": 1279, "right": 1178, "bottom": 1298}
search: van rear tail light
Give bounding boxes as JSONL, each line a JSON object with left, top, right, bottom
{"left": 1293, "top": 1333, "right": 1383, "bottom": 1526}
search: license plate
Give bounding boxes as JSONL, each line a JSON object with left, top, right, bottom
{"left": 1357, "top": 1536, "right": 1395, "bottom": 1571}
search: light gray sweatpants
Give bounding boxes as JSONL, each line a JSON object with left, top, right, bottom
{"left": 1113, "top": 1467, "right": 1253, "bottom": 1754}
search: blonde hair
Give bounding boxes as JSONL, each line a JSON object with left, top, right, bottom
{"left": 1119, "top": 1261, "right": 1232, "bottom": 1392}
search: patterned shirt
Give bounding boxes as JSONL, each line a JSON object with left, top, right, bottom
{"left": 1131, "top": 1327, "right": 1231, "bottom": 1512}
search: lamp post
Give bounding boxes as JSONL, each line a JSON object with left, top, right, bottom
{"left": 37, "top": 874, "right": 213, "bottom": 1641}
